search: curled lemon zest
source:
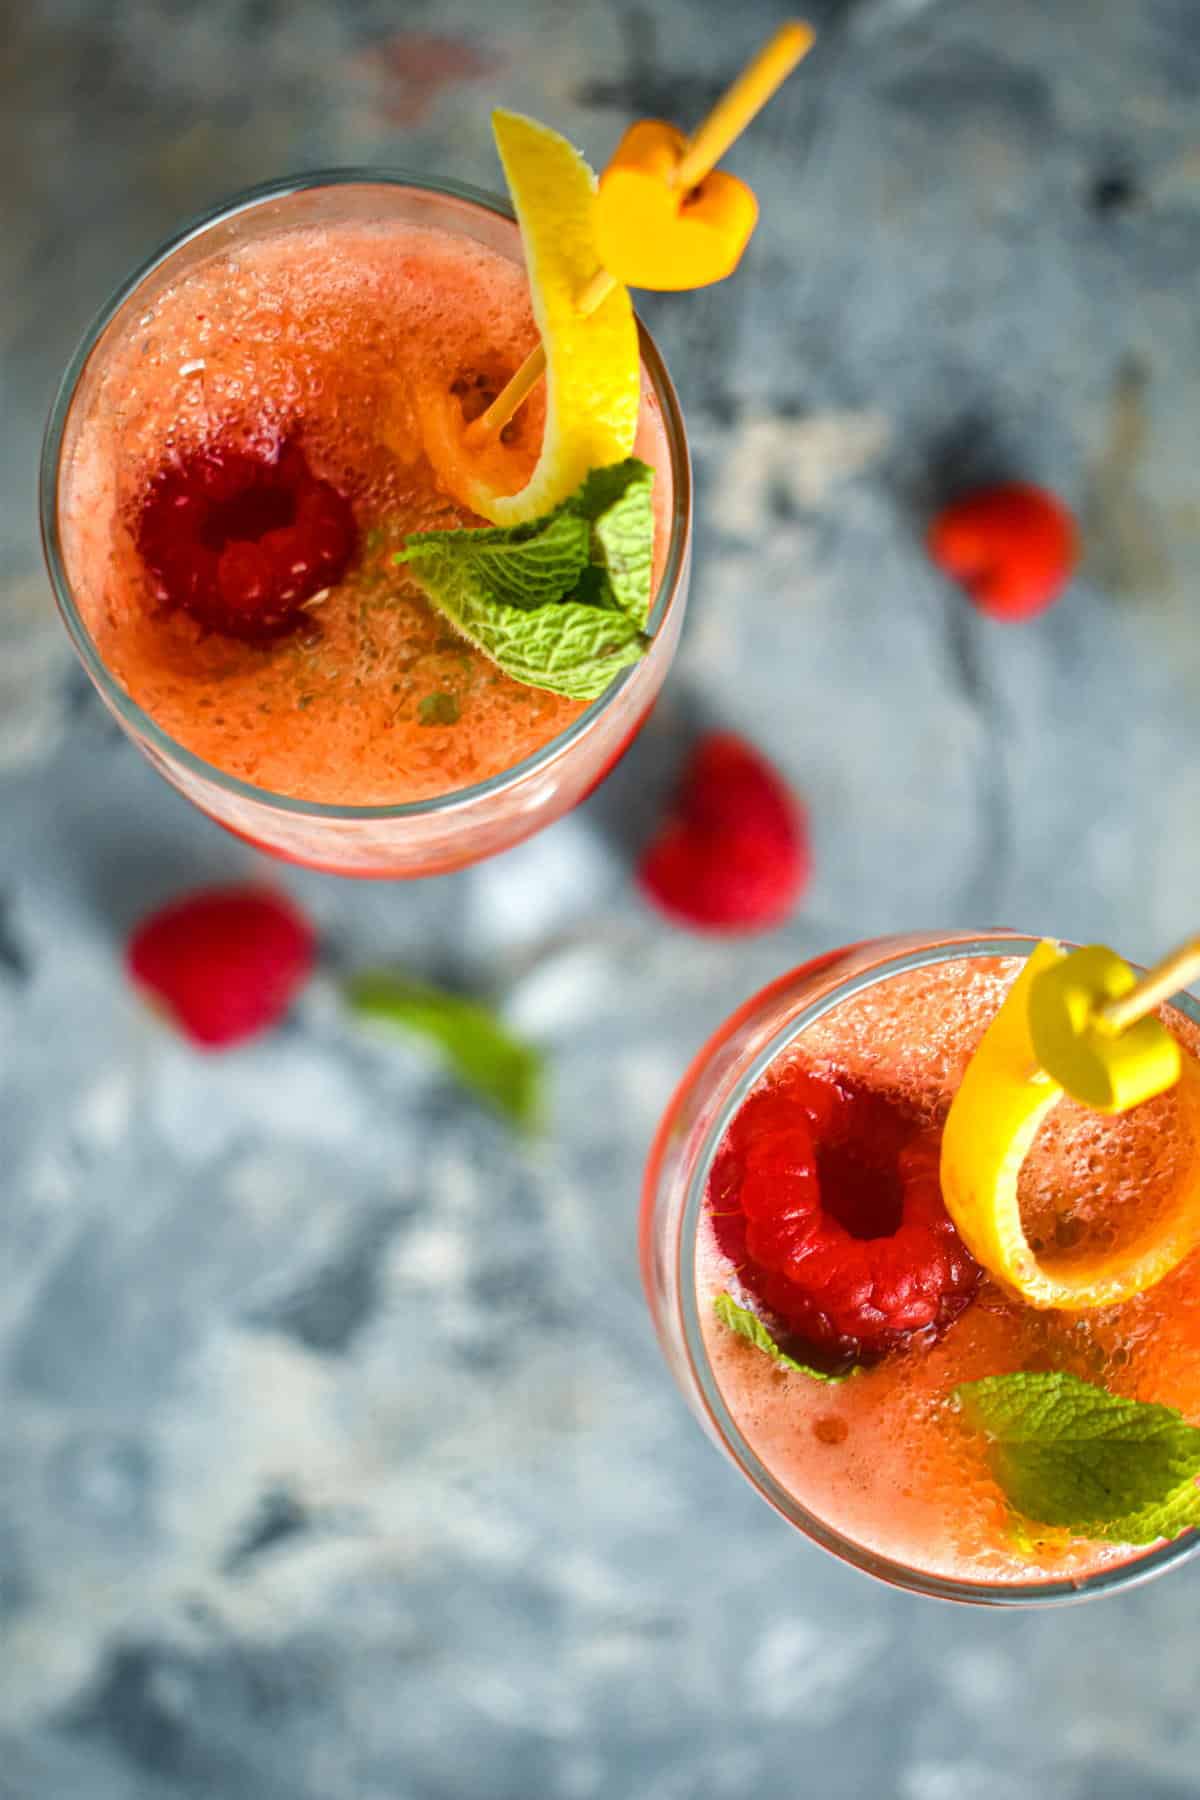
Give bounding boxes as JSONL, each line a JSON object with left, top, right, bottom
{"left": 419, "top": 111, "right": 640, "bottom": 528}
{"left": 940, "top": 941, "right": 1200, "bottom": 1310}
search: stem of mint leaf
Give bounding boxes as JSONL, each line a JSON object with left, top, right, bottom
{"left": 345, "top": 973, "right": 543, "bottom": 1131}
{"left": 956, "top": 1370, "right": 1200, "bottom": 1546}
{"left": 395, "top": 458, "right": 655, "bottom": 701}
{"left": 713, "top": 1292, "right": 856, "bottom": 1384}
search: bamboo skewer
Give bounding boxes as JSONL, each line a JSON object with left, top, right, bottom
{"left": 673, "top": 21, "right": 814, "bottom": 190}
{"left": 463, "top": 269, "right": 616, "bottom": 450}
{"left": 1099, "top": 937, "right": 1200, "bottom": 1034}
{"left": 464, "top": 19, "right": 815, "bottom": 449}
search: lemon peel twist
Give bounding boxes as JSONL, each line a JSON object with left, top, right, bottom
{"left": 417, "top": 111, "right": 640, "bottom": 528}
{"left": 940, "top": 940, "right": 1200, "bottom": 1311}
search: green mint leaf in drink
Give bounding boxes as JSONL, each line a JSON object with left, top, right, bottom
{"left": 459, "top": 598, "right": 646, "bottom": 700}
{"left": 713, "top": 1292, "right": 856, "bottom": 1384}
{"left": 418, "top": 692, "right": 460, "bottom": 726}
{"left": 407, "top": 510, "right": 592, "bottom": 611}
{"left": 345, "top": 973, "right": 544, "bottom": 1131}
{"left": 956, "top": 1370, "right": 1200, "bottom": 1545}
{"left": 396, "top": 458, "right": 654, "bottom": 699}
{"left": 571, "top": 457, "right": 655, "bottom": 627}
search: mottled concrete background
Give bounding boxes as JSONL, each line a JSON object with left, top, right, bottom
{"left": 5, "top": 1, "right": 1200, "bottom": 1795}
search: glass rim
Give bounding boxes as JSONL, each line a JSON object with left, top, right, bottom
{"left": 676, "top": 930, "right": 1200, "bottom": 1607}
{"left": 39, "top": 167, "right": 692, "bottom": 822}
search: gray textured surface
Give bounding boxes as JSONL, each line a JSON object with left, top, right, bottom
{"left": 5, "top": 0, "right": 1200, "bottom": 1795}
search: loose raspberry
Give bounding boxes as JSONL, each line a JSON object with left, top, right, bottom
{"left": 638, "top": 732, "right": 810, "bottom": 933}
{"left": 127, "top": 886, "right": 316, "bottom": 1049}
{"left": 710, "top": 1070, "right": 979, "bottom": 1362}
{"left": 136, "top": 437, "right": 357, "bottom": 642}
{"left": 927, "top": 482, "right": 1077, "bottom": 623}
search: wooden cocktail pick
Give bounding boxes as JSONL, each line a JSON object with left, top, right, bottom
{"left": 465, "top": 20, "right": 815, "bottom": 448}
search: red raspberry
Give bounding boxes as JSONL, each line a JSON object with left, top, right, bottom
{"left": 709, "top": 1072, "right": 979, "bottom": 1363}
{"left": 136, "top": 437, "right": 357, "bottom": 642}
{"left": 127, "top": 886, "right": 317, "bottom": 1049}
{"left": 927, "top": 482, "right": 1077, "bottom": 622}
{"left": 638, "top": 732, "right": 810, "bottom": 933}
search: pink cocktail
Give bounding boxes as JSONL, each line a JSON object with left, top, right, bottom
{"left": 643, "top": 933, "right": 1200, "bottom": 1604}
{"left": 42, "top": 174, "right": 690, "bottom": 876}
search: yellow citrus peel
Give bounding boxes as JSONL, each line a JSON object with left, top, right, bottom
{"left": 595, "top": 121, "right": 759, "bottom": 290}
{"left": 940, "top": 940, "right": 1200, "bottom": 1310}
{"left": 1028, "top": 943, "right": 1182, "bottom": 1112}
{"left": 417, "top": 110, "right": 640, "bottom": 527}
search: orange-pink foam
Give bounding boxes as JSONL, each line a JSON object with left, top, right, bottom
{"left": 58, "top": 219, "right": 673, "bottom": 805}
{"left": 699, "top": 956, "right": 1200, "bottom": 1586}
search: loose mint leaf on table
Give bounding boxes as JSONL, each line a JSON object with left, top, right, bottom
{"left": 713, "top": 1292, "right": 856, "bottom": 1384}
{"left": 396, "top": 458, "right": 655, "bottom": 700}
{"left": 345, "top": 973, "right": 543, "bottom": 1131}
{"left": 956, "top": 1370, "right": 1200, "bottom": 1546}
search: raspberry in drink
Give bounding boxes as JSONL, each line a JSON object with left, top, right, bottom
{"left": 55, "top": 213, "right": 676, "bottom": 808}
{"left": 44, "top": 164, "right": 689, "bottom": 875}
{"left": 44, "top": 38, "right": 819, "bottom": 875}
{"left": 643, "top": 933, "right": 1200, "bottom": 1602}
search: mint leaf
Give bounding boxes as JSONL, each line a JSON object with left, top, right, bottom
{"left": 346, "top": 973, "right": 543, "bottom": 1131}
{"left": 418, "top": 692, "right": 460, "bottom": 726}
{"left": 396, "top": 459, "right": 654, "bottom": 699}
{"left": 572, "top": 459, "right": 655, "bottom": 628}
{"left": 443, "top": 598, "right": 644, "bottom": 701}
{"left": 406, "top": 511, "right": 591, "bottom": 611}
{"left": 713, "top": 1292, "right": 855, "bottom": 1384}
{"left": 956, "top": 1371, "right": 1200, "bottom": 1546}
